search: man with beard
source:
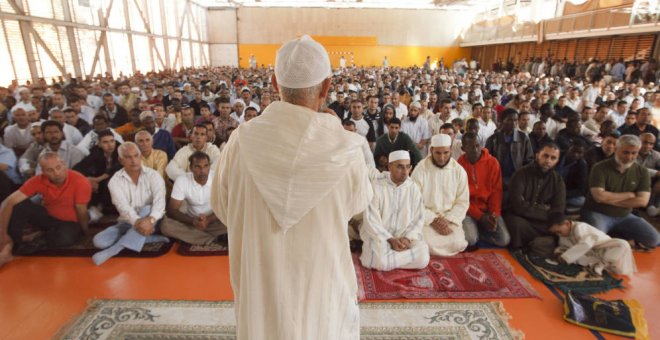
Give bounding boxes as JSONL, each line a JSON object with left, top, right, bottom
{"left": 401, "top": 102, "right": 431, "bottom": 156}
{"left": 504, "top": 143, "right": 566, "bottom": 250}
{"left": 40, "top": 120, "right": 85, "bottom": 170}
{"left": 373, "top": 118, "right": 422, "bottom": 170}
{"left": 411, "top": 134, "right": 469, "bottom": 256}
{"left": 161, "top": 152, "right": 226, "bottom": 246}
{"left": 581, "top": 135, "right": 660, "bottom": 250}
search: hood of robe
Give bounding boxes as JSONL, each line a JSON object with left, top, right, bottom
{"left": 238, "top": 101, "right": 365, "bottom": 231}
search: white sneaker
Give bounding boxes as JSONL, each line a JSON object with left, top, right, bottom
{"left": 89, "top": 206, "right": 103, "bottom": 224}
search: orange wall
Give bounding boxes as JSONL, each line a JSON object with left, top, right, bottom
{"left": 238, "top": 44, "right": 468, "bottom": 68}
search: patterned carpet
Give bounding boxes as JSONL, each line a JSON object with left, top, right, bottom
{"left": 55, "top": 299, "right": 524, "bottom": 339}
{"left": 177, "top": 242, "right": 228, "bottom": 256}
{"left": 353, "top": 252, "right": 539, "bottom": 300}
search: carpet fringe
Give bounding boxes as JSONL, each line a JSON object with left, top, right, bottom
{"left": 52, "top": 299, "right": 101, "bottom": 340}
{"left": 492, "top": 301, "right": 526, "bottom": 340}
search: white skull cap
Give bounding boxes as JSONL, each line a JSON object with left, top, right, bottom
{"left": 431, "top": 134, "right": 452, "bottom": 148}
{"left": 388, "top": 150, "right": 410, "bottom": 163}
{"left": 275, "top": 35, "right": 331, "bottom": 89}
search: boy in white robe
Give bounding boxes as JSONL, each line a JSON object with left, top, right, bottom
{"left": 548, "top": 212, "right": 637, "bottom": 276}
{"left": 360, "top": 150, "right": 430, "bottom": 271}
{"left": 411, "top": 134, "right": 469, "bottom": 256}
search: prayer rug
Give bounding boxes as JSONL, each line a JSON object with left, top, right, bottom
{"left": 55, "top": 299, "right": 524, "bottom": 340}
{"left": 353, "top": 252, "right": 539, "bottom": 300}
{"left": 511, "top": 250, "right": 623, "bottom": 294}
{"left": 177, "top": 242, "right": 228, "bottom": 256}
{"left": 19, "top": 227, "right": 173, "bottom": 258}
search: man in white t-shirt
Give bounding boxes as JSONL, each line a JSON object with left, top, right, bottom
{"left": 349, "top": 100, "right": 370, "bottom": 138}
{"left": 161, "top": 152, "right": 226, "bottom": 245}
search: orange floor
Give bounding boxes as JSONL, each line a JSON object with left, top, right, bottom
{"left": 0, "top": 246, "right": 657, "bottom": 340}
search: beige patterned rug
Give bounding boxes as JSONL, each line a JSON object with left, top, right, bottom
{"left": 56, "top": 299, "right": 524, "bottom": 339}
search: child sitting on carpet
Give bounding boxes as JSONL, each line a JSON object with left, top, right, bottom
{"left": 548, "top": 212, "right": 637, "bottom": 276}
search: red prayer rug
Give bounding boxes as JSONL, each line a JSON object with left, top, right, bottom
{"left": 353, "top": 252, "right": 539, "bottom": 300}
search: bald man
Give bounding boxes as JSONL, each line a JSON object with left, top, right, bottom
{"left": 0, "top": 152, "right": 91, "bottom": 265}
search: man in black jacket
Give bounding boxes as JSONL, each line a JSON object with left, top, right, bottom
{"left": 73, "top": 129, "right": 122, "bottom": 221}
{"left": 503, "top": 142, "right": 566, "bottom": 249}
{"left": 100, "top": 93, "right": 129, "bottom": 128}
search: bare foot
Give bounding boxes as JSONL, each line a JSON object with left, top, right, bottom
{"left": 0, "top": 243, "right": 13, "bottom": 267}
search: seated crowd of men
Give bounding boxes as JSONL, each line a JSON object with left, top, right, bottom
{"left": 0, "top": 63, "right": 659, "bottom": 269}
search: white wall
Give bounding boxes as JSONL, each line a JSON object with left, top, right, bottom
{"left": 233, "top": 7, "right": 469, "bottom": 46}
{"left": 208, "top": 8, "right": 238, "bottom": 66}
{"left": 207, "top": 7, "right": 471, "bottom": 66}
{"left": 210, "top": 44, "right": 239, "bottom": 66}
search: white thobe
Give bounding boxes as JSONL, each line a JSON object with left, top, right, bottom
{"left": 211, "top": 101, "right": 372, "bottom": 340}
{"left": 360, "top": 175, "right": 429, "bottom": 271}
{"left": 411, "top": 157, "right": 469, "bottom": 256}
{"left": 556, "top": 222, "right": 637, "bottom": 276}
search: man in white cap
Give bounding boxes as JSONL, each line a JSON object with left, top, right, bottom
{"left": 401, "top": 101, "right": 431, "bottom": 156}
{"left": 411, "top": 133, "right": 469, "bottom": 256}
{"left": 360, "top": 150, "right": 429, "bottom": 271}
{"left": 211, "top": 35, "right": 372, "bottom": 340}
{"left": 237, "top": 87, "right": 260, "bottom": 113}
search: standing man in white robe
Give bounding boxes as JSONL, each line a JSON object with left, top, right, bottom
{"left": 360, "top": 150, "right": 430, "bottom": 271}
{"left": 411, "top": 134, "right": 469, "bottom": 256}
{"left": 548, "top": 212, "right": 636, "bottom": 276}
{"left": 211, "top": 35, "right": 372, "bottom": 340}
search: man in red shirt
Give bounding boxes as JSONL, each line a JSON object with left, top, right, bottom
{"left": 457, "top": 132, "right": 511, "bottom": 248}
{"left": 0, "top": 152, "right": 91, "bottom": 265}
